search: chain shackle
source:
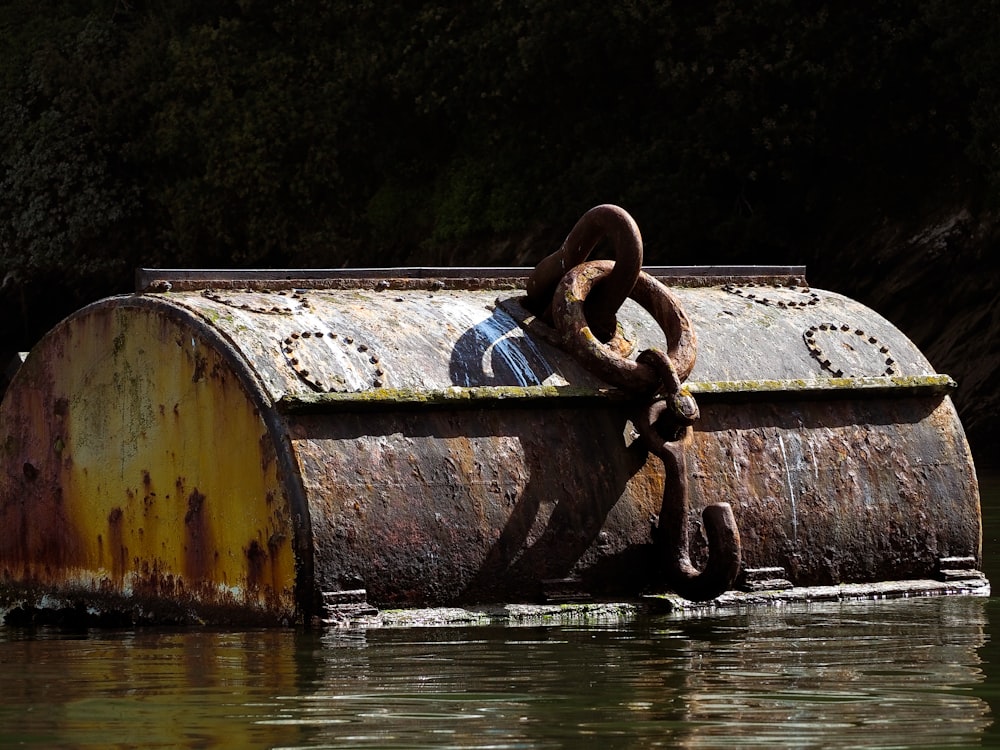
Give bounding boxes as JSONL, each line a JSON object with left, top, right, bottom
{"left": 550, "top": 260, "right": 697, "bottom": 393}
{"left": 632, "top": 350, "right": 700, "bottom": 446}
{"left": 525, "top": 204, "right": 643, "bottom": 342}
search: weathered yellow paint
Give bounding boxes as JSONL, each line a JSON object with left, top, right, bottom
{"left": 0, "top": 301, "right": 298, "bottom": 621}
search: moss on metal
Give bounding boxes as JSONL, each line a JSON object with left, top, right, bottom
{"left": 277, "top": 376, "right": 957, "bottom": 414}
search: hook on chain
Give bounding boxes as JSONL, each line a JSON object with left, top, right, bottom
{"left": 633, "top": 351, "right": 742, "bottom": 602}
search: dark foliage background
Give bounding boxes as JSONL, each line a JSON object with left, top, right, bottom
{"left": 2, "top": 0, "right": 998, "bottom": 459}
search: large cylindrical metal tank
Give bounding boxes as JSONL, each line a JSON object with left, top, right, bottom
{"left": 0, "top": 261, "right": 983, "bottom": 625}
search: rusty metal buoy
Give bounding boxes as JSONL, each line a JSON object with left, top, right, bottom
{"left": 0, "top": 206, "right": 985, "bottom": 625}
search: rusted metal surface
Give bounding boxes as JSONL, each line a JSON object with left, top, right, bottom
{"left": 0, "top": 244, "right": 983, "bottom": 623}
{"left": 121, "top": 278, "right": 945, "bottom": 401}
{"left": 289, "top": 405, "right": 662, "bottom": 605}
{"left": 0, "top": 298, "right": 302, "bottom": 624}
{"left": 687, "top": 395, "right": 981, "bottom": 585}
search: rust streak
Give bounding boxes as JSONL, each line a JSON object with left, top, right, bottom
{"left": 183, "top": 488, "right": 211, "bottom": 583}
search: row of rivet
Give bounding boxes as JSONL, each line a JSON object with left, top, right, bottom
{"left": 723, "top": 283, "right": 820, "bottom": 308}
{"left": 282, "top": 331, "right": 385, "bottom": 392}
{"left": 202, "top": 288, "right": 313, "bottom": 315}
{"left": 803, "top": 323, "right": 895, "bottom": 377}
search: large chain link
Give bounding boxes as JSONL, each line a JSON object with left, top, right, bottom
{"left": 528, "top": 205, "right": 741, "bottom": 601}
{"left": 551, "top": 261, "right": 696, "bottom": 393}
{"left": 526, "top": 204, "right": 643, "bottom": 343}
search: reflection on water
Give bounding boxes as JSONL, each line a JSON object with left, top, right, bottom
{"left": 0, "top": 470, "right": 997, "bottom": 749}
{"left": 0, "top": 597, "right": 994, "bottom": 749}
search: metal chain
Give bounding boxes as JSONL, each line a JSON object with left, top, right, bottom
{"left": 529, "top": 205, "right": 741, "bottom": 601}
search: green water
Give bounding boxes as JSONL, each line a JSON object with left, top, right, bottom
{"left": 1, "top": 473, "right": 998, "bottom": 749}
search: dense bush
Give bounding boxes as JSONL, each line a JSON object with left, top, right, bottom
{"left": 1, "top": 0, "right": 998, "bottom": 349}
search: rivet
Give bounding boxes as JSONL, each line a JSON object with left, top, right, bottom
{"left": 840, "top": 324, "right": 850, "bottom": 331}
{"left": 291, "top": 333, "right": 300, "bottom": 339}
{"left": 315, "top": 331, "right": 324, "bottom": 337}
{"left": 885, "top": 358, "right": 894, "bottom": 365}
{"left": 370, "top": 355, "right": 379, "bottom": 364}
{"left": 300, "top": 369, "right": 309, "bottom": 377}
{"left": 358, "top": 344, "right": 368, "bottom": 352}
{"left": 855, "top": 329, "right": 864, "bottom": 336}
{"left": 284, "top": 347, "right": 293, "bottom": 354}
{"left": 302, "top": 331, "right": 312, "bottom": 338}
{"left": 373, "top": 378, "right": 383, "bottom": 387}
{"left": 290, "top": 358, "right": 298, "bottom": 365}
{"left": 833, "top": 369, "right": 844, "bottom": 377}
{"left": 869, "top": 336, "right": 878, "bottom": 344}
{"left": 345, "top": 337, "right": 354, "bottom": 344}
